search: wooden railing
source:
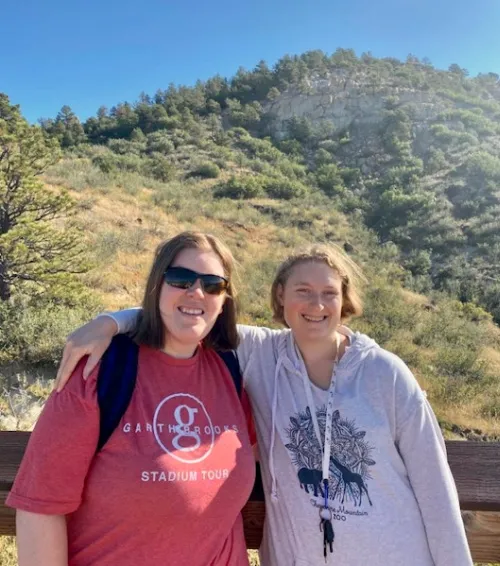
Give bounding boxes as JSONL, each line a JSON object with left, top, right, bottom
{"left": 1, "top": 432, "right": 500, "bottom": 562}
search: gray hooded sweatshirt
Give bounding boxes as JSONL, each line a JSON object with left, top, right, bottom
{"left": 111, "top": 312, "right": 472, "bottom": 566}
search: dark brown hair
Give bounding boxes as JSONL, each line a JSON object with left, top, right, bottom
{"left": 270, "top": 243, "right": 364, "bottom": 327}
{"left": 133, "top": 231, "right": 239, "bottom": 350}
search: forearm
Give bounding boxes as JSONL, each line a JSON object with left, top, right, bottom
{"left": 16, "top": 510, "right": 68, "bottom": 566}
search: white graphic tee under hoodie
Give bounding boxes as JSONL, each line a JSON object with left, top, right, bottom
{"left": 111, "top": 311, "right": 473, "bottom": 566}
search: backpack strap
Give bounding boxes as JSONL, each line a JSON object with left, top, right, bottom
{"left": 97, "top": 334, "right": 139, "bottom": 451}
{"left": 216, "top": 350, "right": 242, "bottom": 398}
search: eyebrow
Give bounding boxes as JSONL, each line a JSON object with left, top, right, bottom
{"left": 292, "top": 282, "right": 340, "bottom": 289}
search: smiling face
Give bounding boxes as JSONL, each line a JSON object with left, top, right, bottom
{"left": 277, "top": 260, "right": 343, "bottom": 344}
{"left": 159, "top": 247, "right": 227, "bottom": 357}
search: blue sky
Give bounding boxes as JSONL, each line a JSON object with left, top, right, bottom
{"left": 2, "top": 0, "right": 499, "bottom": 123}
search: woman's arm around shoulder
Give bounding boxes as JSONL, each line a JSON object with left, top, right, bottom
{"left": 54, "top": 308, "right": 141, "bottom": 390}
{"left": 236, "top": 324, "right": 284, "bottom": 379}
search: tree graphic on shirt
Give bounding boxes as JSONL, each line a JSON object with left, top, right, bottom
{"left": 285, "top": 406, "right": 376, "bottom": 507}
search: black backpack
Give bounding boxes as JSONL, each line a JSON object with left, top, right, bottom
{"left": 96, "top": 334, "right": 242, "bottom": 451}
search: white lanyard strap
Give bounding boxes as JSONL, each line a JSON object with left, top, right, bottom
{"left": 301, "top": 334, "right": 341, "bottom": 482}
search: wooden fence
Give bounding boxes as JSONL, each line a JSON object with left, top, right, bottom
{"left": 1, "top": 431, "right": 500, "bottom": 562}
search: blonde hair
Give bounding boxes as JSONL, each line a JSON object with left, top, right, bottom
{"left": 133, "top": 231, "right": 239, "bottom": 350}
{"left": 270, "top": 244, "right": 364, "bottom": 326}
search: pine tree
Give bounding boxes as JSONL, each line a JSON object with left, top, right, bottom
{"left": 0, "top": 94, "right": 89, "bottom": 303}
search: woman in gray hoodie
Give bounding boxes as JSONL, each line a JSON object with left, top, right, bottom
{"left": 54, "top": 242, "right": 472, "bottom": 566}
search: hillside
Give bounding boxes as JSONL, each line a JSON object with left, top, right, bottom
{"left": 40, "top": 49, "right": 500, "bottom": 324}
{"left": 1, "top": 49, "right": 500, "bottom": 437}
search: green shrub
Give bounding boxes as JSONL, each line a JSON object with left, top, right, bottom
{"left": 146, "top": 132, "right": 175, "bottom": 154}
{"left": 92, "top": 154, "right": 116, "bottom": 174}
{"left": 45, "top": 159, "right": 110, "bottom": 191}
{"left": 314, "top": 148, "right": 333, "bottom": 167}
{"left": 316, "top": 164, "right": 345, "bottom": 196}
{"left": 480, "top": 393, "right": 500, "bottom": 419}
{"left": 190, "top": 162, "right": 221, "bottom": 179}
{"left": 0, "top": 302, "right": 98, "bottom": 366}
{"left": 413, "top": 299, "right": 487, "bottom": 351}
{"left": 354, "top": 285, "right": 421, "bottom": 346}
{"left": 142, "top": 154, "right": 175, "bottom": 182}
{"left": 107, "top": 138, "right": 145, "bottom": 156}
{"left": 434, "top": 347, "right": 487, "bottom": 381}
{"left": 263, "top": 177, "right": 308, "bottom": 200}
{"left": 277, "top": 160, "right": 307, "bottom": 180}
{"left": 279, "top": 139, "right": 304, "bottom": 157}
{"left": 340, "top": 167, "right": 361, "bottom": 187}
{"left": 317, "top": 139, "right": 338, "bottom": 154}
{"left": 425, "top": 148, "right": 448, "bottom": 174}
{"left": 114, "top": 154, "right": 143, "bottom": 174}
{"left": 431, "top": 124, "right": 478, "bottom": 147}
{"left": 214, "top": 176, "right": 264, "bottom": 199}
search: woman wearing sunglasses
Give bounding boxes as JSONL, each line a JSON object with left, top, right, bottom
{"left": 39, "top": 241, "right": 471, "bottom": 566}
{"left": 7, "top": 231, "right": 256, "bottom": 566}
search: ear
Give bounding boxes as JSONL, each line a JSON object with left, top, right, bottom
{"left": 276, "top": 283, "right": 285, "bottom": 307}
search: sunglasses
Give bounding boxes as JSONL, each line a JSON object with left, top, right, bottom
{"left": 163, "top": 267, "right": 229, "bottom": 295}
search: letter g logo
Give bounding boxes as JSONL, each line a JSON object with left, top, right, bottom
{"left": 172, "top": 405, "right": 200, "bottom": 451}
{"left": 153, "top": 393, "right": 214, "bottom": 464}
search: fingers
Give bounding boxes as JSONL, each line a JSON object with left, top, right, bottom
{"left": 82, "top": 342, "right": 109, "bottom": 379}
{"left": 54, "top": 316, "right": 119, "bottom": 392}
{"left": 54, "top": 343, "right": 71, "bottom": 391}
{"left": 55, "top": 345, "right": 82, "bottom": 392}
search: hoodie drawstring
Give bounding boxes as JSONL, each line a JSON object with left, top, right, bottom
{"left": 269, "top": 337, "right": 309, "bottom": 503}
{"left": 269, "top": 354, "right": 284, "bottom": 502}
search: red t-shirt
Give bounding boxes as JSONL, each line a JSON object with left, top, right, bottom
{"left": 7, "top": 345, "right": 255, "bottom": 566}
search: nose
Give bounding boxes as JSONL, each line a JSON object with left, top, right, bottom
{"left": 308, "top": 292, "right": 325, "bottom": 309}
{"left": 186, "top": 278, "right": 205, "bottom": 297}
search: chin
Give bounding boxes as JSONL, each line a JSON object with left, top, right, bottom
{"left": 175, "top": 326, "right": 207, "bottom": 343}
{"left": 297, "top": 325, "right": 332, "bottom": 338}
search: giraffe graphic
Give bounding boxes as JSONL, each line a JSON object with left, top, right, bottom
{"left": 329, "top": 456, "right": 373, "bottom": 507}
{"left": 285, "top": 406, "right": 376, "bottom": 510}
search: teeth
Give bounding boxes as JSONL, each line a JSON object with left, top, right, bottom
{"left": 303, "top": 315, "right": 326, "bottom": 322}
{"left": 179, "top": 307, "right": 203, "bottom": 315}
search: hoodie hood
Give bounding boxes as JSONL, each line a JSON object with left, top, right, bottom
{"left": 282, "top": 325, "right": 380, "bottom": 380}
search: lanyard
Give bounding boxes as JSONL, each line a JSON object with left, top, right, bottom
{"left": 300, "top": 332, "right": 341, "bottom": 484}
{"left": 298, "top": 333, "right": 342, "bottom": 561}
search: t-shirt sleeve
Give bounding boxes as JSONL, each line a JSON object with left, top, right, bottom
{"left": 6, "top": 359, "right": 100, "bottom": 516}
{"left": 236, "top": 324, "right": 280, "bottom": 385}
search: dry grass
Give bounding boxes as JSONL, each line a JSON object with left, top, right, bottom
{"left": 248, "top": 550, "right": 260, "bottom": 565}
{"left": 0, "top": 537, "right": 17, "bottom": 566}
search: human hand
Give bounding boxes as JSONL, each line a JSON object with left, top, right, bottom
{"left": 54, "top": 316, "right": 118, "bottom": 391}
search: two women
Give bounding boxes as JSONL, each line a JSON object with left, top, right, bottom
{"left": 12, "top": 231, "right": 473, "bottom": 565}
{"left": 8, "top": 232, "right": 255, "bottom": 566}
